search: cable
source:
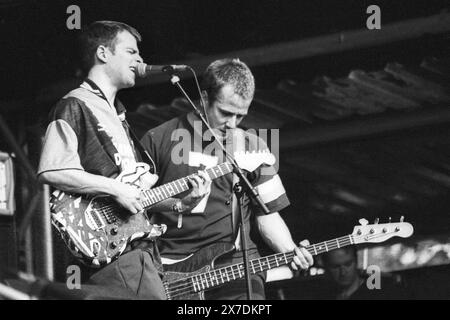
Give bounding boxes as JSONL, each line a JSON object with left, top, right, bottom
{"left": 187, "top": 66, "right": 210, "bottom": 125}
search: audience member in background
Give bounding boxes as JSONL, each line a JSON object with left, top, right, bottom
{"left": 320, "top": 246, "right": 408, "bottom": 300}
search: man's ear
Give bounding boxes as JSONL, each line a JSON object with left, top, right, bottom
{"left": 95, "top": 45, "right": 108, "bottom": 64}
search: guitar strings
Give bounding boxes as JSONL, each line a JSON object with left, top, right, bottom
{"left": 165, "top": 231, "right": 400, "bottom": 298}
{"left": 95, "top": 163, "right": 232, "bottom": 209}
{"left": 104, "top": 163, "right": 232, "bottom": 211}
{"left": 96, "top": 163, "right": 233, "bottom": 213}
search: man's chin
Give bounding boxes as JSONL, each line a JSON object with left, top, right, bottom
{"left": 125, "top": 73, "right": 136, "bottom": 86}
{"left": 122, "top": 79, "right": 135, "bottom": 89}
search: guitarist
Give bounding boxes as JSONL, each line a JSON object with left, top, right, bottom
{"left": 140, "top": 58, "right": 314, "bottom": 299}
{"left": 37, "top": 21, "right": 210, "bottom": 299}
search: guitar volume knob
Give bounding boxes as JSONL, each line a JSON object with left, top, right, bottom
{"left": 110, "top": 241, "right": 118, "bottom": 249}
{"left": 110, "top": 226, "right": 119, "bottom": 235}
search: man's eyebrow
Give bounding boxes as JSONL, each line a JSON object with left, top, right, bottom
{"left": 219, "top": 107, "right": 247, "bottom": 115}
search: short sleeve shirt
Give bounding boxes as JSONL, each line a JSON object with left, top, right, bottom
{"left": 38, "top": 80, "right": 138, "bottom": 178}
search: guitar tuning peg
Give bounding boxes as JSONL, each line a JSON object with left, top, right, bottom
{"left": 400, "top": 216, "right": 404, "bottom": 222}
{"left": 374, "top": 218, "right": 379, "bottom": 224}
{"left": 358, "top": 218, "right": 368, "bottom": 226}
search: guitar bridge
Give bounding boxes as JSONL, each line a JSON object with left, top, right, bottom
{"left": 94, "top": 199, "right": 118, "bottom": 224}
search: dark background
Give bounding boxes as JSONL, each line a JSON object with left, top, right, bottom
{"left": 1, "top": 0, "right": 448, "bottom": 103}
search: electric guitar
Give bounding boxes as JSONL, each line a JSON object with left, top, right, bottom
{"left": 50, "top": 150, "right": 276, "bottom": 267}
{"left": 162, "top": 219, "right": 414, "bottom": 300}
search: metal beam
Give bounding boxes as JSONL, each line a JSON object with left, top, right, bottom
{"left": 2, "top": 12, "right": 448, "bottom": 112}
{"left": 280, "top": 106, "right": 450, "bottom": 150}
{"left": 134, "top": 11, "right": 450, "bottom": 86}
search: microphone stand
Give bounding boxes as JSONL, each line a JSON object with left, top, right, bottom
{"left": 170, "top": 74, "right": 271, "bottom": 300}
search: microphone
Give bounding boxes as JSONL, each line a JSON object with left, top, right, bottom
{"left": 135, "top": 62, "right": 188, "bottom": 77}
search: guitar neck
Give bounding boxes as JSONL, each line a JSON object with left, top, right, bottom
{"left": 140, "top": 162, "right": 233, "bottom": 209}
{"left": 167, "top": 234, "right": 355, "bottom": 298}
{"left": 247, "top": 234, "right": 355, "bottom": 275}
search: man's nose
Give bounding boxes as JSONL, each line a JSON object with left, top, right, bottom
{"left": 136, "top": 55, "right": 143, "bottom": 64}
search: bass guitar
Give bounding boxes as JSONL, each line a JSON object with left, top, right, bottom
{"left": 162, "top": 219, "right": 414, "bottom": 299}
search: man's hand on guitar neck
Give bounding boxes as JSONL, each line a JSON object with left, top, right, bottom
{"left": 180, "top": 170, "right": 212, "bottom": 211}
{"left": 257, "top": 212, "right": 314, "bottom": 282}
{"left": 145, "top": 171, "right": 211, "bottom": 214}
{"left": 291, "top": 239, "right": 314, "bottom": 271}
{"left": 111, "top": 170, "right": 211, "bottom": 215}
{"left": 265, "top": 239, "right": 314, "bottom": 283}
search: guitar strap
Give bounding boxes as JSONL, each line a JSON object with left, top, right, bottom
{"left": 230, "top": 129, "right": 247, "bottom": 251}
{"left": 231, "top": 173, "right": 242, "bottom": 251}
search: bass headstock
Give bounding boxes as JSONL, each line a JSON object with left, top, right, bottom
{"left": 352, "top": 217, "right": 414, "bottom": 245}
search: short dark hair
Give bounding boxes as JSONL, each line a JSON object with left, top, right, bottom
{"left": 79, "top": 21, "right": 141, "bottom": 74}
{"left": 201, "top": 58, "right": 255, "bottom": 103}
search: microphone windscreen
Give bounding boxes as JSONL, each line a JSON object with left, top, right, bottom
{"left": 136, "top": 63, "right": 148, "bottom": 77}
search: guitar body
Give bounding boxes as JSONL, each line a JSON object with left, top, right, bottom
{"left": 50, "top": 163, "right": 165, "bottom": 267}
{"left": 163, "top": 242, "right": 235, "bottom": 300}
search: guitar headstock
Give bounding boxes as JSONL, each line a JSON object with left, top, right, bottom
{"left": 234, "top": 150, "right": 276, "bottom": 172}
{"left": 352, "top": 217, "right": 414, "bottom": 245}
